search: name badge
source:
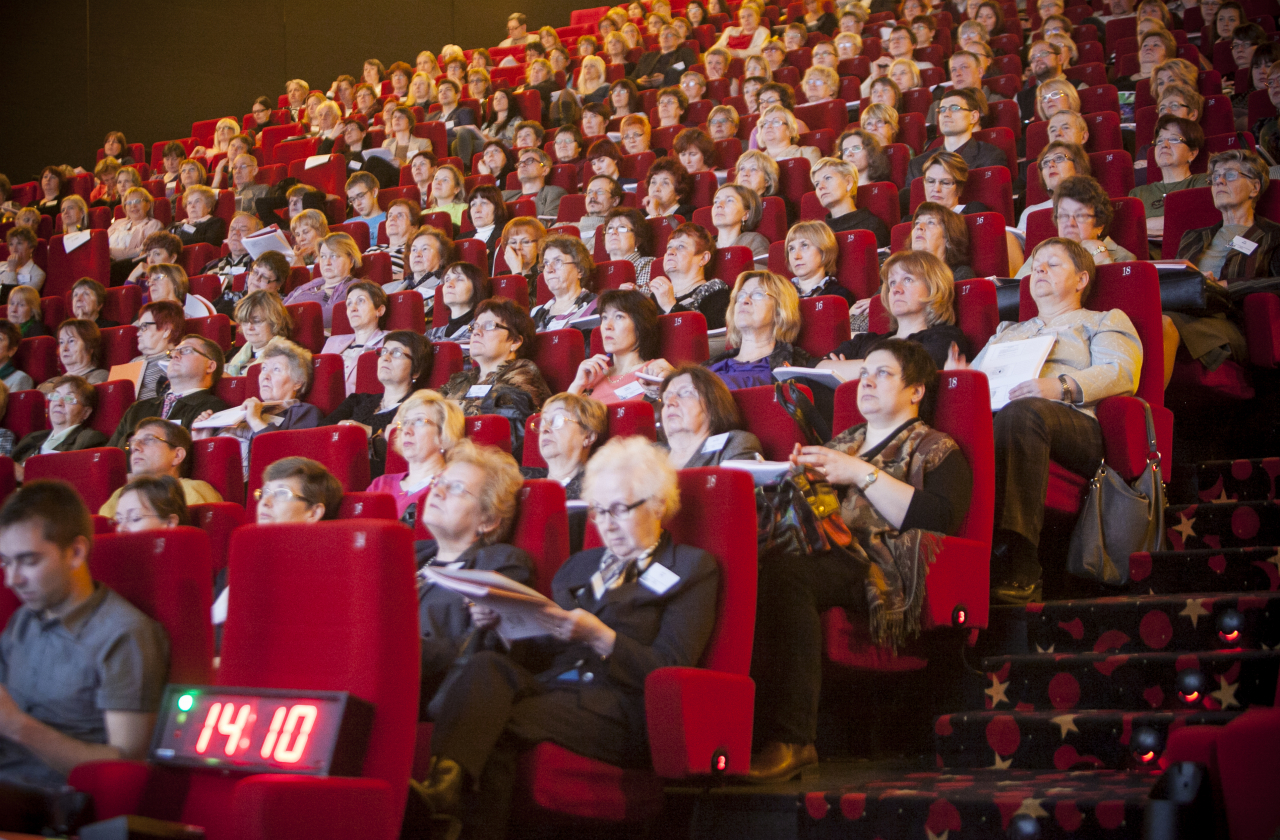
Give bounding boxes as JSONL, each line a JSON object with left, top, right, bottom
{"left": 348, "top": 160, "right": 361, "bottom": 170}
{"left": 1230, "top": 236, "right": 1259, "bottom": 256}
{"left": 445, "top": 120, "right": 455, "bottom": 129}
{"left": 702, "top": 432, "right": 730, "bottom": 453}
{"left": 466, "top": 384, "right": 492, "bottom": 399}
{"left": 182, "top": 223, "right": 197, "bottom": 233}
{"left": 673, "top": 61, "right": 686, "bottom": 70}
{"left": 613, "top": 380, "right": 646, "bottom": 400}
{"left": 589, "top": 570, "right": 607, "bottom": 601}
{"left": 639, "top": 562, "right": 680, "bottom": 595}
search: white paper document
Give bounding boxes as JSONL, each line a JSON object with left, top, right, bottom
{"left": 303, "top": 154, "right": 330, "bottom": 169}
{"left": 242, "top": 225, "right": 295, "bottom": 262}
{"left": 721, "top": 459, "right": 795, "bottom": 486}
{"left": 772, "top": 366, "right": 846, "bottom": 389}
{"left": 419, "top": 566, "right": 556, "bottom": 643}
{"left": 192, "top": 401, "right": 284, "bottom": 428}
{"left": 973, "top": 335, "right": 1057, "bottom": 410}
{"left": 62, "top": 230, "right": 92, "bottom": 252}
{"left": 362, "top": 147, "right": 395, "bottom": 162}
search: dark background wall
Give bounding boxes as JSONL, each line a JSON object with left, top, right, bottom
{"left": 0, "top": 0, "right": 582, "bottom": 184}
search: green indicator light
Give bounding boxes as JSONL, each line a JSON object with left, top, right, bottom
{"left": 177, "top": 693, "right": 195, "bottom": 712}
{"left": 176, "top": 713, "right": 188, "bottom": 725}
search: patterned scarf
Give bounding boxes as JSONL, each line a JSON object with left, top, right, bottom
{"left": 828, "top": 419, "right": 959, "bottom": 649}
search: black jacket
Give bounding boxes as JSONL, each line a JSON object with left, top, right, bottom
{"left": 108, "top": 388, "right": 228, "bottom": 448}
{"left": 13, "top": 425, "right": 109, "bottom": 464}
{"left": 629, "top": 47, "right": 698, "bottom": 89}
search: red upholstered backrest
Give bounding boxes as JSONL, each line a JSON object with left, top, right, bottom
{"left": 91, "top": 527, "right": 215, "bottom": 685}
{"left": 660, "top": 311, "right": 711, "bottom": 365}
{"left": 531, "top": 329, "right": 585, "bottom": 395}
{"left": 466, "top": 414, "right": 513, "bottom": 452}
{"left": 24, "top": 448, "right": 128, "bottom": 512}
{"left": 0, "top": 457, "right": 14, "bottom": 505}
{"left": 213, "top": 522, "right": 418, "bottom": 826}
{"left": 285, "top": 302, "right": 326, "bottom": 353}
{"left": 836, "top": 229, "right": 880, "bottom": 301}
{"left": 89, "top": 380, "right": 137, "bottom": 437}
{"left": 47, "top": 231, "right": 110, "bottom": 295}
{"left": 338, "top": 491, "right": 398, "bottom": 520}
{"left": 308, "top": 354, "right": 347, "bottom": 415}
{"left": 190, "top": 435, "right": 246, "bottom": 506}
{"left": 511, "top": 480, "right": 571, "bottom": 598}
{"left": 664, "top": 467, "right": 758, "bottom": 674}
{"left": 15, "top": 336, "right": 57, "bottom": 386}
{"left": 247, "top": 425, "right": 372, "bottom": 495}
{"left": 1160, "top": 186, "right": 1218, "bottom": 260}
{"left": 101, "top": 326, "right": 140, "bottom": 367}
{"left": 796, "top": 295, "right": 852, "bottom": 358}
{"left": 606, "top": 400, "right": 656, "bottom": 442}
{"left": 428, "top": 342, "right": 465, "bottom": 389}
{"left": 731, "top": 383, "right": 813, "bottom": 461}
{"left": 2, "top": 390, "right": 48, "bottom": 439}
{"left": 1018, "top": 262, "right": 1164, "bottom": 408}
{"left": 189, "top": 502, "right": 246, "bottom": 574}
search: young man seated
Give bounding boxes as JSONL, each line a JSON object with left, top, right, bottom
{"left": 0, "top": 481, "right": 169, "bottom": 819}
{"left": 344, "top": 171, "right": 386, "bottom": 242}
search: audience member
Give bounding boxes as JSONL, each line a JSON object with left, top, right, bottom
{"left": 521, "top": 393, "right": 607, "bottom": 499}
{"left": 785, "top": 220, "right": 854, "bottom": 304}
{"left": 107, "top": 334, "right": 227, "bottom": 448}
{"left": 322, "top": 281, "right": 390, "bottom": 394}
{"left": 648, "top": 223, "right": 731, "bottom": 329}
{"left": 568, "top": 289, "right": 666, "bottom": 403}
{"left": 659, "top": 364, "right": 764, "bottom": 467}
{"left": 226, "top": 290, "right": 292, "bottom": 376}
{"left": 110, "top": 475, "right": 191, "bottom": 533}
{"left": 12, "top": 376, "right": 107, "bottom": 478}
{"left": 366, "top": 390, "right": 465, "bottom": 524}
{"left": 530, "top": 235, "right": 598, "bottom": 331}
{"left": 99, "top": 417, "right": 224, "bottom": 516}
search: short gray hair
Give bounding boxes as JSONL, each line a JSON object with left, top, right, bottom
{"left": 583, "top": 437, "right": 681, "bottom": 519}
{"left": 1208, "top": 148, "right": 1270, "bottom": 205}
{"left": 260, "top": 337, "right": 313, "bottom": 398}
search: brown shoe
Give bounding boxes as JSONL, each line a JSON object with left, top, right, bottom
{"left": 747, "top": 742, "right": 818, "bottom": 784}
{"left": 417, "top": 756, "right": 465, "bottom": 814}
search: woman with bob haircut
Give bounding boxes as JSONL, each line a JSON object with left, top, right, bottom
{"left": 822, "top": 251, "right": 970, "bottom": 378}
{"left": 522, "top": 392, "right": 608, "bottom": 499}
{"left": 227, "top": 291, "right": 293, "bottom": 376}
{"left": 702, "top": 270, "right": 815, "bottom": 390}
{"left": 428, "top": 263, "right": 492, "bottom": 344}
{"left": 48, "top": 319, "right": 107, "bottom": 388}
{"left": 785, "top": 221, "right": 853, "bottom": 304}
{"left": 908, "top": 203, "right": 977, "bottom": 281}
{"left": 284, "top": 232, "right": 363, "bottom": 330}
{"left": 659, "top": 364, "right": 764, "bottom": 467}
{"left": 530, "top": 235, "right": 598, "bottom": 332}
{"left": 366, "top": 389, "right": 467, "bottom": 524}
{"left": 111, "top": 474, "right": 191, "bottom": 533}
{"left": 569, "top": 289, "right": 666, "bottom": 404}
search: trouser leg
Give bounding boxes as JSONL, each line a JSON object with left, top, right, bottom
{"left": 751, "top": 549, "right": 869, "bottom": 744}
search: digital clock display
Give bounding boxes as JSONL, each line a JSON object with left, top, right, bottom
{"left": 150, "top": 685, "right": 374, "bottom": 776}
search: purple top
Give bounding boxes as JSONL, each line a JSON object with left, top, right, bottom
{"left": 283, "top": 275, "right": 360, "bottom": 330}
{"left": 706, "top": 355, "right": 774, "bottom": 390}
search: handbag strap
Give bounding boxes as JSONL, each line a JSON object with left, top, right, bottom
{"left": 1136, "top": 397, "right": 1159, "bottom": 464}
{"left": 774, "top": 381, "right": 830, "bottom": 446}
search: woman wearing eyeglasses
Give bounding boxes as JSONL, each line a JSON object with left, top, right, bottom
{"left": 107, "top": 187, "right": 163, "bottom": 284}
{"left": 321, "top": 281, "right": 390, "bottom": 395}
{"left": 440, "top": 298, "right": 551, "bottom": 419}
{"left": 1014, "top": 176, "right": 1136, "bottom": 278}
{"left": 522, "top": 393, "right": 608, "bottom": 500}
{"left": 144, "top": 263, "right": 216, "bottom": 319}
{"left": 12, "top": 375, "right": 107, "bottom": 478}
{"left": 658, "top": 365, "right": 763, "bottom": 468}
{"left": 226, "top": 291, "right": 292, "bottom": 377}
{"left": 111, "top": 475, "right": 190, "bottom": 533}
{"left": 530, "top": 236, "right": 599, "bottom": 332}
{"left": 417, "top": 437, "right": 720, "bottom": 838}
{"left": 367, "top": 390, "right": 466, "bottom": 524}
{"left": 1129, "top": 116, "right": 1208, "bottom": 243}
{"left": 1019, "top": 142, "right": 1090, "bottom": 233}
{"left": 1166, "top": 149, "right": 1280, "bottom": 378}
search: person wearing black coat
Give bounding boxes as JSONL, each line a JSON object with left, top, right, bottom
{"left": 629, "top": 27, "right": 699, "bottom": 90}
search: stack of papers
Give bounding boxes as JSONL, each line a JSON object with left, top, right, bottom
{"left": 973, "top": 335, "right": 1056, "bottom": 410}
{"left": 773, "top": 366, "right": 847, "bottom": 389}
{"left": 420, "top": 567, "right": 556, "bottom": 643}
{"left": 243, "top": 225, "right": 295, "bottom": 262}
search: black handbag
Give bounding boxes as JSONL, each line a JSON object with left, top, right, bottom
{"left": 1157, "top": 268, "right": 1234, "bottom": 317}
{"left": 1065, "top": 400, "right": 1165, "bottom": 586}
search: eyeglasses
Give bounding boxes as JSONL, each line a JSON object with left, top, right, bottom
{"left": 585, "top": 188, "right": 612, "bottom": 199}
{"left": 431, "top": 478, "right": 477, "bottom": 500}
{"left": 1040, "top": 91, "right": 1068, "bottom": 103}
{"left": 1029, "top": 51, "right": 1055, "bottom": 61}
{"left": 758, "top": 96, "right": 782, "bottom": 106}
{"left": 1056, "top": 211, "right": 1097, "bottom": 225}
{"left": 862, "top": 118, "right": 886, "bottom": 130}
{"left": 734, "top": 289, "right": 772, "bottom": 304}
{"left": 168, "top": 345, "right": 213, "bottom": 361}
{"left": 937, "top": 104, "right": 974, "bottom": 114}
{"left": 923, "top": 177, "right": 957, "bottom": 188}
{"left": 1157, "top": 102, "right": 1190, "bottom": 114}
{"left": 542, "top": 413, "right": 585, "bottom": 431}
{"left": 517, "top": 157, "right": 544, "bottom": 167}
{"left": 136, "top": 320, "right": 159, "bottom": 332}
{"left": 662, "top": 386, "right": 700, "bottom": 405}
{"left": 842, "top": 144, "right": 865, "bottom": 155}
{"left": 113, "top": 512, "right": 161, "bottom": 527}
{"left": 1209, "top": 169, "right": 1254, "bottom": 185}
{"left": 395, "top": 416, "right": 438, "bottom": 431}
{"left": 379, "top": 346, "right": 411, "bottom": 360}
{"left": 621, "top": 132, "right": 645, "bottom": 142}
{"left": 605, "top": 224, "right": 634, "bottom": 235}
{"left": 254, "top": 485, "right": 311, "bottom": 504}
{"left": 123, "top": 199, "right": 145, "bottom": 206}
{"left": 1154, "top": 135, "right": 1188, "bottom": 147}
{"left": 347, "top": 189, "right": 371, "bottom": 203}
{"left": 587, "top": 497, "right": 649, "bottom": 521}
{"left": 1040, "top": 153, "right": 1070, "bottom": 168}
{"left": 709, "top": 117, "right": 734, "bottom": 126}
{"left": 128, "top": 434, "right": 173, "bottom": 451}
{"left": 803, "top": 79, "right": 827, "bottom": 88}
{"left": 47, "top": 392, "right": 82, "bottom": 406}
{"left": 472, "top": 320, "right": 511, "bottom": 335}
{"left": 543, "top": 257, "right": 571, "bottom": 271}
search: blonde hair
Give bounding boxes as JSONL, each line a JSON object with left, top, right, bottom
{"left": 318, "top": 232, "right": 363, "bottom": 269}
{"left": 260, "top": 337, "right": 314, "bottom": 397}
{"left": 802, "top": 65, "right": 840, "bottom": 97}
{"left": 811, "top": 156, "right": 858, "bottom": 195}
{"left": 393, "top": 389, "right": 466, "bottom": 455}
{"left": 888, "top": 57, "right": 923, "bottom": 90}
{"left": 445, "top": 439, "right": 525, "bottom": 545}
{"left": 7, "top": 286, "right": 41, "bottom": 321}
{"left": 578, "top": 56, "right": 608, "bottom": 95}
{"left": 184, "top": 184, "right": 217, "bottom": 215}
{"left": 1035, "top": 77, "right": 1081, "bottom": 120}
{"left": 290, "top": 208, "right": 329, "bottom": 238}
{"left": 123, "top": 186, "right": 154, "bottom": 212}
{"left": 406, "top": 71, "right": 437, "bottom": 106}
{"left": 724, "top": 270, "right": 802, "bottom": 346}
{"left": 759, "top": 104, "right": 799, "bottom": 143}
{"left": 543, "top": 393, "right": 608, "bottom": 441}
{"left": 878, "top": 251, "right": 957, "bottom": 328}
{"left": 860, "top": 103, "right": 900, "bottom": 134}
{"left": 785, "top": 221, "right": 839, "bottom": 277}
{"left": 734, "top": 150, "right": 780, "bottom": 195}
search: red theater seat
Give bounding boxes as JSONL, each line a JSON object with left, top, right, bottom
{"left": 732, "top": 384, "right": 814, "bottom": 459}
{"left": 190, "top": 502, "right": 247, "bottom": 574}
{"left": 531, "top": 330, "right": 586, "bottom": 395}
{"left": 2, "top": 390, "right": 48, "bottom": 440}
{"left": 24, "top": 448, "right": 128, "bottom": 511}
{"left": 47, "top": 231, "right": 110, "bottom": 296}
{"left": 338, "top": 492, "right": 398, "bottom": 520}
{"left": 247, "top": 425, "right": 371, "bottom": 495}
{"left": 191, "top": 436, "right": 247, "bottom": 506}
{"left": 796, "top": 296, "right": 852, "bottom": 358}
{"left": 89, "top": 380, "right": 136, "bottom": 438}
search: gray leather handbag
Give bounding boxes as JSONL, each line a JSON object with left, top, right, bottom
{"left": 1066, "top": 400, "right": 1165, "bottom": 586}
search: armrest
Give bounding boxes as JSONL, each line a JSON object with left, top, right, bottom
{"left": 644, "top": 667, "right": 755, "bottom": 778}
{"left": 1096, "top": 395, "right": 1153, "bottom": 482}
{"left": 1244, "top": 292, "right": 1280, "bottom": 368}
{"left": 68, "top": 760, "right": 170, "bottom": 822}
{"left": 230, "top": 776, "right": 398, "bottom": 840}
{"left": 921, "top": 535, "right": 990, "bottom": 631}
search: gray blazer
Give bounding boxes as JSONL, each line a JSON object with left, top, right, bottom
{"left": 677, "top": 429, "right": 765, "bottom": 468}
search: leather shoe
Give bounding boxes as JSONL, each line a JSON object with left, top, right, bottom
{"left": 991, "top": 578, "right": 1042, "bottom": 606}
{"left": 747, "top": 742, "right": 818, "bottom": 784}
{"left": 417, "top": 756, "right": 465, "bottom": 815}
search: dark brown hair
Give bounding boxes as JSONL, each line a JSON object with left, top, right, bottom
{"left": 660, "top": 364, "right": 744, "bottom": 434}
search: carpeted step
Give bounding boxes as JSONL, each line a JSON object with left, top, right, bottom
{"left": 934, "top": 709, "right": 1237, "bottom": 771}
{"left": 1122, "top": 547, "right": 1280, "bottom": 595}
{"left": 979, "top": 649, "right": 1279, "bottom": 712}
{"left": 800, "top": 768, "right": 1159, "bottom": 840}
{"left": 1164, "top": 501, "right": 1280, "bottom": 551}
{"left": 989, "top": 593, "right": 1280, "bottom": 655}
{"left": 1195, "top": 458, "right": 1280, "bottom": 503}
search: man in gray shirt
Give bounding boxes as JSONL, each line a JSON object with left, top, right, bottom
{"left": 0, "top": 481, "right": 169, "bottom": 795}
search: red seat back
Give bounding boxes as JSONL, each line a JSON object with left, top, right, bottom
{"left": 465, "top": 414, "right": 512, "bottom": 452}
{"left": 511, "top": 479, "right": 571, "bottom": 598}
{"left": 708, "top": 246, "right": 753, "bottom": 286}
{"left": 47, "top": 231, "right": 110, "bottom": 296}
{"left": 731, "top": 383, "right": 813, "bottom": 460}
{"left": 3, "top": 390, "right": 47, "bottom": 439}
{"left": 101, "top": 326, "right": 139, "bottom": 367}
{"left": 190, "top": 501, "right": 247, "bottom": 574}
{"left": 387, "top": 291, "right": 426, "bottom": 333}
{"left": 330, "top": 221, "right": 371, "bottom": 253}
{"left": 15, "top": 336, "right": 56, "bottom": 386}
{"left": 88, "top": 380, "right": 136, "bottom": 438}
{"left": 179, "top": 244, "right": 219, "bottom": 279}
{"left": 24, "top": 447, "right": 128, "bottom": 511}
{"left": 338, "top": 491, "right": 399, "bottom": 520}
{"left": 531, "top": 329, "right": 585, "bottom": 395}
{"left": 190, "top": 436, "right": 246, "bottom": 506}
{"left": 285, "top": 301, "right": 325, "bottom": 353}
{"left": 306, "top": 353, "right": 346, "bottom": 415}
{"left": 836, "top": 229, "right": 881, "bottom": 301}
{"left": 795, "top": 295, "right": 852, "bottom": 358}
{"left": 247, "top": 425, "right": 371, "bottom": 495}
{"left": 90, "top": 527, "right": 215, "bottom": 685}
{"left": 660, "top": 311, "right": 710, "bottom": 365}
{"left": 185, "top": 314, "right": 233, "bottom": 353}
{"left": 288, "top": 155, "right": 348, "bottom": 197}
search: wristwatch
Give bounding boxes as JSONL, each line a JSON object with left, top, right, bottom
{"left": 1058, "top": 373, "right": 1073, "bottom": 403}
{"left": 1089, "top": 245, "right": 1107, "bottom": 256}
{"left": 861, "top": 468, "right": 880, "bottom": 491}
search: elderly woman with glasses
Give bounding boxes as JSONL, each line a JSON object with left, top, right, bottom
{"left": 227, "top": 290, "right": 293, "bottom": 376}
{"left": 859, "top": 103, "right": 900, "bottom": 148}
{"left": 756, "top": 105, "right": 822, "bottom": 166}
{"left": 522, "top": 393, "right": 608, "bottom": 500}
{"left": 367, "top": 390, "right": 466, "bottom": 524}
{"left": 171, "top": 185, "right": 227, "bottom": 249}
{"left": 420, "top": 435, "right": 721, "bottom": 839}
{"left": 1015, "top": 176, "right": 1136, "bottom": 278}
{"left": 107, "top": 187, "right": 164, "bottom": 283}
{"left": 659, "top": 364, "right": 763, "bottom": 468}
{"left": 1130, "top": 117, "right": 1208, "bottom": 242}
{"left": 284, "top": 232, "right": 363, "bottom": 331}
{"left": 601, "top": 208, "right": 657, "bottom": 293}
{"left": 530, "top": 236, "right": 599, "bottom": 332}
{"left": 1020, "top": 142, "right": 1091, "bottom": 232}
{"left": 12, "top": 375, "right": 107, "bottom": 479}
{"left": 1166, "top": 149, "right": 1280, "bottom": 376}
